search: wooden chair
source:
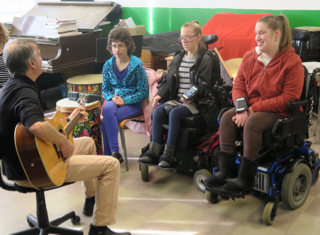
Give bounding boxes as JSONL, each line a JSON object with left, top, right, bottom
{"left": 100, "top": 111, "right": 145, "bottom": 172}
{"left": 118, "top": 115, "right": 145, "bottom": 171}
{"left": 214, "top": 47, "right": 242, "bottom": 85}
{"left": 140, "top": 49, "right": 154, "bottom": 69}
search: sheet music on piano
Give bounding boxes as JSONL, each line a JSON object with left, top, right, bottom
{"left": 11, "top": 15, "right": 55, "bottom": 38}
{"left": 8, "top": 1, "right": 121, "bottom": 109}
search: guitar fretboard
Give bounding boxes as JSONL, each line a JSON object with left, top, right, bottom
{"left": 64, "top": 111, "right": 82, "bottom": 137}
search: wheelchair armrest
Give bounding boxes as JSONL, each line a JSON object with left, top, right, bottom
{"left": 286, "top": 100, "right": 309, "bottom": 109}
{"left": 271, "top": 117, "right": 295, "bottom": 141}
{"left": 271, "top": 110, "right": 306, "bottom": 142}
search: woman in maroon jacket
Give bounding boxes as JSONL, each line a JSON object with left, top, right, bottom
{"left": 205, "top": 14, "right": 304, "bottom": 194}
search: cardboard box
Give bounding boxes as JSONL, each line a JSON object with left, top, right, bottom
{"left": 165, "top": 56, "right": 174, "bottom": 66}
{"left": 114, "top": 25, "right": 146, "bottom": 36}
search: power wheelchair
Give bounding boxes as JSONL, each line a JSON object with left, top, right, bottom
{"left": 138, "top": 80, "right": 231, "bottom": 192}
{"left": 202, "top": 66, "right": 320, "bottom": 225}
{"left": 137, "top": 34, "right": 232, "bottom": 192}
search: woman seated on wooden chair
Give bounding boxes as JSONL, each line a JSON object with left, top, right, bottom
{"left": 139, "top": 20, "right": 220, "bottom": 168}
{"left": 101, "top": 27, "right": 148, "bottom": 162}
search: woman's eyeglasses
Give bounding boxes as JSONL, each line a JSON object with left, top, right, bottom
{"left": 178, "top": 34, "right": 199, "bottom": 42}
{"left": 112, "top": 44, "right": 126, "bottom": 49}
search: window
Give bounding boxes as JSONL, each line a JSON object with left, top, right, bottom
{"left": 0, "top": 0, "right": 37, "bottom": 23}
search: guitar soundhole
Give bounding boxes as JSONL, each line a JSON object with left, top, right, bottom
{"left": 58, "top": 127, "right": 68, "bottom": 139}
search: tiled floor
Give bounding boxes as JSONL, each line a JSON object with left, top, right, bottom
{"left": 1, "top": 87, "right": 320, "bottom": 235}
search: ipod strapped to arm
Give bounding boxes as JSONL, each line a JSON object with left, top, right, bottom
{"left": 235, "top": 97, "right": 247, "bottom": 113}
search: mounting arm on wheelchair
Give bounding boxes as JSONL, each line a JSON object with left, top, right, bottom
{"left": 200, "top": 82, "right": 232, "bottom": 109}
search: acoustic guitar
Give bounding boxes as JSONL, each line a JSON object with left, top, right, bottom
{"left": 14, "top": 110, "right": 81, "bottom": 190}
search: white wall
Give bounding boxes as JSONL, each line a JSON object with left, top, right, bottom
{"left": 113, "top": 0, "right": 320, "bottom": 10}
{"left": 1, "top": 0, "right": 320, "bottom": 23}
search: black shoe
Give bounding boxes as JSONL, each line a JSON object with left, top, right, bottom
{"left": 205, "top": 151, "right": 237, "bottom": 187}
{"left": 88, "top": 224, "right": 131, "bottom": 235}
{"left": 158, "top": 144, "right": 176, "bottom": 168}
{"left": 139, "top": 142, "right": 164, "bottom": 164}
{"left": 222, "top": 158, "right": 257, "bottom": 194}
{"left": 112, "top": 152, "right": 124, "bottom": 164}
{"left": 83, "top": 196, "right": 95, "bottom": 216}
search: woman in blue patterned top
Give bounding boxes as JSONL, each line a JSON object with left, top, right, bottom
{"left": 101, "top": 27, "right": 148, "bottom": 163}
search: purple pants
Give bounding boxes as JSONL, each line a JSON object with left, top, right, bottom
{"left": 101, "top": 101, "right": 142, "bottom": 155}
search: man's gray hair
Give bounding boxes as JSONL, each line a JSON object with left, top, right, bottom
{"left": 3, "top": 39, "right": 38, "bottom": 77}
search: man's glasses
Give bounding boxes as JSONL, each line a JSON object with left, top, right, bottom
{"left": 112, "top": 44, "right": 126, "bottom": 49}
{"left": 178, "top": 34, "right": 199, "bottom": 42}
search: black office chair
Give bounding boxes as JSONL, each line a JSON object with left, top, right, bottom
{"left": 291, "top": 28, "right": 311, "bottom": 60}
{"left": 95, "top": 35, "right": 143, "bottom": 64}
{"left": 0, "top": 161, "right": 83, "bottom": 235}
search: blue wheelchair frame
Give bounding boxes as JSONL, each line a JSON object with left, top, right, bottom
{"left": 254, "top": 141, "right": 320, "bottom": 198}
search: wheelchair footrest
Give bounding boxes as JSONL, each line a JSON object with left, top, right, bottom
{"left": 136, "top": 161, "right": 157, "bottom": 166}
{"left": 154, "top": 165, "right": 178, "bottom": 171}
{"left": 200, "top": 179, "right": 251, "bottom": 200}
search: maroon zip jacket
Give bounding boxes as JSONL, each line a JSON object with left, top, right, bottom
{"left": 232, "top": 47, "right": 304, "bottom": 117}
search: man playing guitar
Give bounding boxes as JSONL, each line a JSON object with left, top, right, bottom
{"left": 0, "top": 38, "right": 130, "bottom": 235}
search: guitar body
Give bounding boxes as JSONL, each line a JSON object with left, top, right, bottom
{"left": 14, "top": 111, "right": 73, "bottom": 190}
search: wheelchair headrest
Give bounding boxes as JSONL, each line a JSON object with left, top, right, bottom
{"left": 291, "top": 29, "right": 310, "bottom": 41}
{"left": 202, "top": 34, "right": 218, "bottom": 46}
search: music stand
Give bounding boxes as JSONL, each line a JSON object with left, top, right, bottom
{"left": 96, "top": 35, "right": 143, "bottom": 63}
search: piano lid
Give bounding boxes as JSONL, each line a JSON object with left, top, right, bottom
{"left": 23, "top": 1, "right": 117, "bottom": 31}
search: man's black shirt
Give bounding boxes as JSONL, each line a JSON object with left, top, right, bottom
{"left": 0, "top": 76, "right": 45, "bottom": 180}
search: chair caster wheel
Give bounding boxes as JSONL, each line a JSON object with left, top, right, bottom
{"left": 141, "top": 164, "right": 149, "bottom": 182}
{"left": 263, "top": 202, "right": 276, "bottom": 225}
{"left": 71, "top": 215, "right": 81, "bottom": 225}
{"left": 205, "top": 190, "right": 219, "bottom": 203}
{"left": 27, "top": 219, "right": 35, "bottom": 228}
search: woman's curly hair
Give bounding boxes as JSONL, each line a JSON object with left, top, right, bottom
{"left": 107, "top": 27, "right": 136, "bottom": 56}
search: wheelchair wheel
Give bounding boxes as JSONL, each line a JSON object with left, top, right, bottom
{"left": 281, "top": 163, "right": 312, "bottom": 210}
{"left": 194, "top": 169, "right": 212, "bottom": 193}
{"left": 141, "top": 164, "right": 149, "bottom": 182}
{"left": 205, "top": 190, "right": 219, "bottom": 203}
{"left": 263, "top": 202, "right": 276, "bottom": 225}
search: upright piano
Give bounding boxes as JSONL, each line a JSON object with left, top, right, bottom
{"left": 9, "top": 1, "right": 119, "bottom": 108}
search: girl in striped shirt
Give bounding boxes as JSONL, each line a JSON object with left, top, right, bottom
{"left": 0, "top": 22, "right": 10, "bottom": 89}
{"left": 139, "top": 21, "right": 220, "bottom": 167}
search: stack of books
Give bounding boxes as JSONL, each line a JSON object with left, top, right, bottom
{"left": 44, "top": 19, "right": 81, "bottom": 39}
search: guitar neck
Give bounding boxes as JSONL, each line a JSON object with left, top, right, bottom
{"left": 64, "top": 111, "right": 81, "bottom": 136}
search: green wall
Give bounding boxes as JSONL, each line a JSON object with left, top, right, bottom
{"left": 122, "top": 7, "right": 320, "bottom": 35}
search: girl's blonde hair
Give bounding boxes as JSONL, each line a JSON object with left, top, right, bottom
{"left": 182, "top": 20, "right": 203, "bottom": 49}
{"left": 0, "top": 23, "right": 9, "bottom": 49}
{"left": 258, "top": 14, "right": 293, "bottom": 52}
